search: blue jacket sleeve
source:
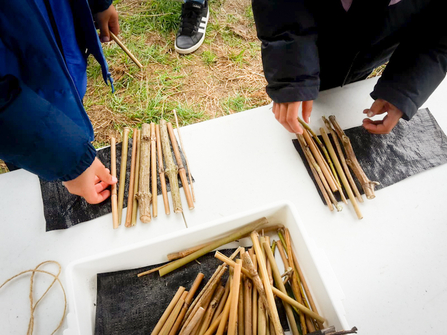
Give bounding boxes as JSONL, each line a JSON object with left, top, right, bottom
{"left": 252, "top": 0, "right": 320, "bottom": 103}
{"left": 371, "top": 0, "right": 447, "bottom": 120}
{"left": 0, "top": 75, "right": 96, "bottom": 181}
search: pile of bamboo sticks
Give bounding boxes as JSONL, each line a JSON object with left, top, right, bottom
{"left": 142, "top": 218, "right": 334, "bottom": 335}
{"left": 297, "top": 116, "right": 380, "bottom": 220}
{"left": 110, "top": 116, "right": 195, "bottom": 228}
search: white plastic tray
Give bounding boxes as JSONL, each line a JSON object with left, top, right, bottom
{"left": 64, "top": 201, "right": 349, "bottom": 335}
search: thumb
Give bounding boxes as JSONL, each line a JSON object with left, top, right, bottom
{"left": 365, "top": 99, "right": 387, "bottom": 117}
{"left": 98, "top": 18, "right": 110, "bottom": 42}
{"left": 96, "top": 159, "right": 117, "bottom": 185}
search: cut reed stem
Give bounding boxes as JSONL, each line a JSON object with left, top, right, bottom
{"left": 159, "top": 218, "right": 268, "bottom": 276}
{"left": 151, "top": 286, "right": 186, "bottom": 335}
{"left": 131, "top": 129, "right": 141, "bottom": 226}
{"left": 125, "top": 128, "right": 139, "bottom": 227}
{"left": 167, "top": 122, "right": 194, "bottom": 210}
{"left": 118, "top": 127, "right": 130, "bottom": 225}
{"left": 198, "top": 286, "right": 225, "bottom": 335}
{"left": 320, "top": 127, "right": 363, "bottom": 220}
{"left": 138, "top": 124, "right": 152, "bottom": 223}
{"left": 228, "top": 259, "right": 242, "bottom": 335}
{"left": 182, "top": 307, "right": 205, "bottom": 335}
{"left": 110, "top": 32, "right": 144, "bottom": 69}
{"left": 155, "top": 124, "right": 170, "bottom": 215}
{"left": 160, "top": 292, "right": 187, "bottom": 335}
{"left": 110, "top": 137, "right": 119, "bottom": 229}
{"left": 151, "top": 123, "right": 158, "bottom": 217}
{"left": 244, "top": 275, "right": 253, "bottom": 335}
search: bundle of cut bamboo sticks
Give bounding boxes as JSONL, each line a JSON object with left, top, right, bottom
{"left": 141, "top": 218, "right": 341, "bottom": 335}
{"left": 297, "top": 116, "right": 380, "bottom": 220}
{"left": 110, "top": 114, "right": 195, "bottom": 228}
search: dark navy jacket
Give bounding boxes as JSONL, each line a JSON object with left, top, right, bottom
{"left": 252, "top": 0, "right": 447, "bottom": 121}
{"left": 0, "top": 0, "right": 113, "bottom": 181}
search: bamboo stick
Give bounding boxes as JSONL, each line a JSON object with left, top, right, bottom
{"left": 278, "top": 231, "right": 323, "bottom": 329}
{"left": 250, "top": 250, "right": 258, "bottom": 335}
{"left": 118, "top": 127, "right": 130, "bottom": 225}
{"left": 182, "top": 308, "right": 205, "bottom": 335}
{"left": 320, "top": 127, "right": 363, "bottom": 220}
{"left": 168, "top": 241, "right": 215, "bottom": 261}
{"left": 109, "top": 32, "right": 143, "bottom": 69}
{"left": 258, "top": 296, "right": 267, "bottom": 335}
{"left": 262, "top": 241, "right": 299, "bottom": 335}
{"left": 296, "top": 134, "right": 338, "bottom": 211}
{"left": 263, "top": 236, "right": 274, "bottom": 287}
{"left": 203, "top": 313, "right": 223, "bottom": 335}
{"left": 138, "top": 124, "right": 152, "bottom": 223}
{"left": 160, "top": 292, "right": 187, "bottom": 335}
{"left": 228, "top": 260, "right": 242, "bottom": 335}
{"left": 169, "top": 273, "right": 205, "bottom": 335}
{"left": 244, "top": 275, "right": 253, "bottom": 335}
{"left": 167, "top": 122, "right": 194, "bottom": 210}
{"left": 125, "top": 128, "right": 139, "bottom": 227}
{"left": 302, "top": 129, "right": 337, "bottom": 192}
{"left": 173, "top": 109, "right": 196, "bottom": 202}
{"left": 151, "top": 123, "right": 158, "bottom": 217}
{"left": 131, "top": 129, "right": 141, "bottom": 226}
{"left": 250, "top": 232, "right": 284, "bottom": 335}
{"left": 329, "top": 115, "right": 379, "bottom": 199}
{"left": 156, "top": 124, "right": 170, "bottom": 215}
{"left": 151, "top": 286, "right": 186, "bottom": 335}
{"left": 137, "top": 264, "right": 169, "bottom": 277}
{"left": 322, "top": 117, "right": 363, "bottom": 202}
{"left": 211, "top": 279, "right": 230, "bottom": 324}
{"left": 198, "top": 286, "right": 225, "bottom": 335}
{"left": 298, "top": 117, "right": 340, "bottom": 186}
{"left": 159, "top": 217, "right": 268, "bottom": 276}
{"left": 238, "top": 273, "right": 245, "bottom": 335}
{"left": 271, "top": 288, "right": 325, "bottom": 323}
{"left": 160, "top": 119, "right": 183, "bottom": 213}
{"left": 216, "top": 291, "right": 233, "bottom": 335}
{"left": 110, "top": 137, "right": 119, "bottom": 229}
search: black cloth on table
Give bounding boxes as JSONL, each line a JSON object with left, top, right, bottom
{"left": 94, "top": 248, "right": 289, "bottom": 335}
{"left": 39, "top": 138, "right": 193, "bottom": 231}
{"left": 293, "top": 108, "right": 447, "bottom": 203}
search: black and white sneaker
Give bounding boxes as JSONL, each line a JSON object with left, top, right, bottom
{"left": 175, "top": 0, "right": 209, "bottom": 54}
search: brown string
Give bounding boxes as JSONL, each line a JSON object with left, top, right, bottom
{"left": 0, "top": 260, "right": 67, "bottom": 335}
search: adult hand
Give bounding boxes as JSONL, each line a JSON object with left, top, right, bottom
{"left": 94, "top": 4, "right": 120, "bottom": 43}
{"left": 63, "top": 157, "right": 118, "bottom": 204}
{"left": 362, "top": 99, "right": 403, "bottom": 134}
{"left": 272, "top": 100, "right": 314, "bottom": 134}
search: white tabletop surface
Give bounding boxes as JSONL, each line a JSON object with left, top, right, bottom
{"left": 1, "top": 76, "right": 446, "bottom": 334}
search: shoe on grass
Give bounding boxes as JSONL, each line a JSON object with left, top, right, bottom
{"left": 175, "top": 0, "right": 209, "bottom": 55}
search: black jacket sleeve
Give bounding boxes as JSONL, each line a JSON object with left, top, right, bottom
{"left": 371, "top": 0, "right": 447, "bottom": 120}
{"left": 252, "top": 0, "right": 320, "bottom": 103}
{"left": 88, "top": 0, "right": 113, "bottom": 15}
{"left": 0, "top": 75, "right": 96, "bottom": 181}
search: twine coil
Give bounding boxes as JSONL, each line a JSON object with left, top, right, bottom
{"left": 0, "top": 260, "right": 67, "bottom": 335}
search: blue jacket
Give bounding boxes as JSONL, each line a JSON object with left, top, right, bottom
{"left": 0, "top": 0, "right": 113, "bottom": 181}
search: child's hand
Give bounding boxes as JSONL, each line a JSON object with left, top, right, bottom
{"left": 63, "top": 157, "right": 118, "bottom": 204}
{"left": 95, "top": 4, "right": 120, "bottom": 43}
{"left": 272, "top": 100, "right": 313, "bottom": 134}
{"left": 362, "top": 99, "right": 404, "bottom": 134}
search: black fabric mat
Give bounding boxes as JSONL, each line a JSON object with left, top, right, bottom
{"left": 40, "top": 138, "right": 193, "bottom": 231}
{"left": 293, "top": 108, "right": 447, "bottom": 204}
{"left": 94, "top": 248, "right": 289, "bottom": 335}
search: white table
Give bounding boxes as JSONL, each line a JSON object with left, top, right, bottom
{"left": 1, "top": 77, "right": 446, "bottom": 334}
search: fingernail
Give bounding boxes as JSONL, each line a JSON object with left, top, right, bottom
{"left": 308, "top": 117, "right": 311, "bottom": 124}
{"left": 367, "top": 110, "right": 374, "bottom": 117}
{"left": 101, "top": 36, "right": 110, "bottom": 42}
{"left": 112, "top": 176, "right": 118, "bottom": 183}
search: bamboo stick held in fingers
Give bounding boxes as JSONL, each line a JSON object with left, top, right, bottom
{"left": 125, "top": 128, "right": 138, "bottom": 227}
{"left": 138, "top": 124, "right": 152, "bottom": 223}
{"left": 109, "top": 32, "right": 144, "bottom": 69}
{"left": 156, "top": 124, "right": 170, "bottom": 215}
{"left": 160, "top": 119, "right": 183, "bottom": 214}
{"left": 110, "top": 137, "right": 119, "bottom": 229}
{"left": 167, "top": 122, "right": 194, "bottom": 210}
{"left": 118, "top": 127, "right": 130, "bottom": 225}
{"left": 329, "top": 115, "right": 379, "bottom": 199}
